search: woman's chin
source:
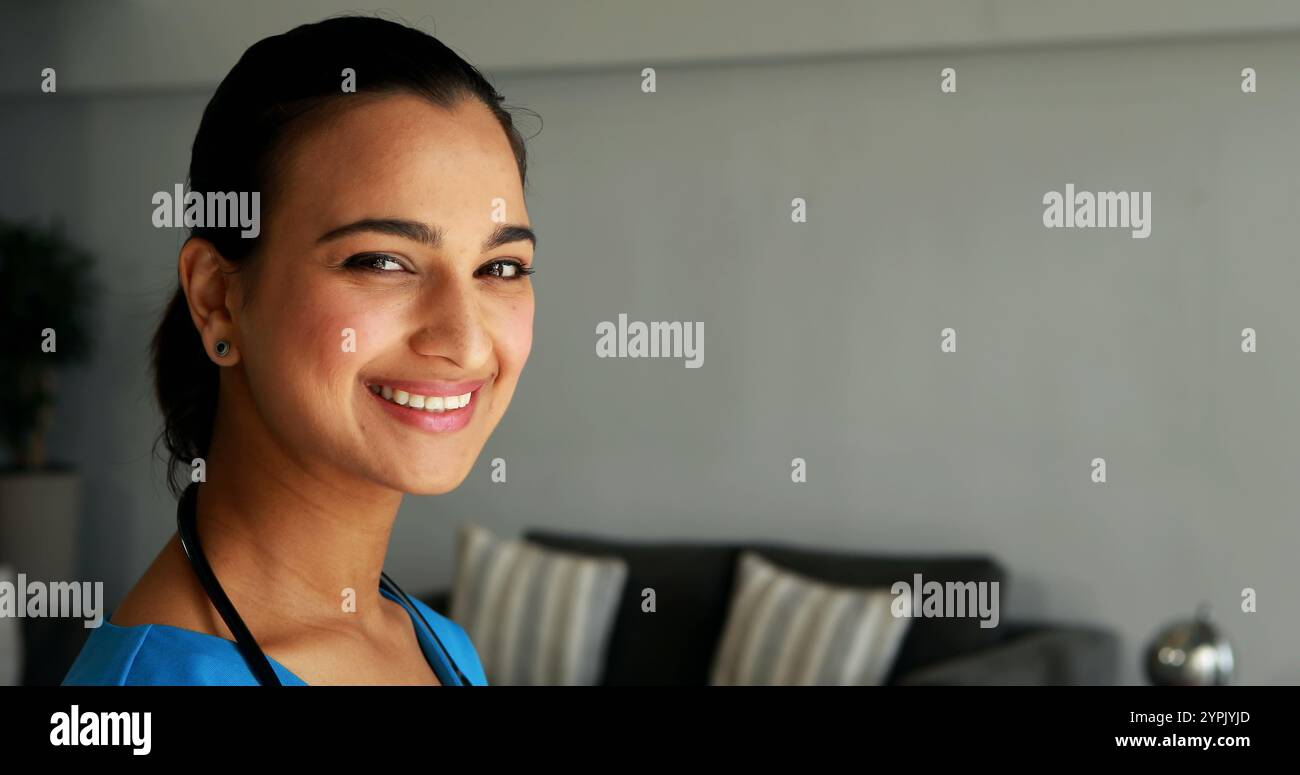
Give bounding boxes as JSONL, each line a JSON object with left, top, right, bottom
{"left": 394, "top": 467, "right": 473, "bottom": 496}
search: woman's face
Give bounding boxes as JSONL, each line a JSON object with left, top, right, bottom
{"left": 229, "top": 93, "right": 534, "bottom": 495}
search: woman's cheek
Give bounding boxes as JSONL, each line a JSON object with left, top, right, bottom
{"left": 312, "top": 312, "right": 380, "bottom": 382}
{"left": 284, "top": 297, "right": 376, "bottom": 397}
{"left": 500, "top": 298, "right": 536, "bottom": 369}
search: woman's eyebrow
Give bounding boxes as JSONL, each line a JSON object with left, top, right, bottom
{"left": 317, "top": 218, "right": 536, "bottom": 251}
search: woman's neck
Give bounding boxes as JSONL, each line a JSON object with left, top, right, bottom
{"left": 194, "top": 395, "right": 405, "bottom": 635}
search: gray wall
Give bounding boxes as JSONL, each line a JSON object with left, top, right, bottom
{"left": 2, "top": 6, "right": 1297, "bottom": 684}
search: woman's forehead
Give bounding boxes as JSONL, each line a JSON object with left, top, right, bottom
{"left": 268, "top": 94, "right": 526, "bottom": 236}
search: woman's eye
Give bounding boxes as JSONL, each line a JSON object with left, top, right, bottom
{"left": 479, "top": 260, "right": 535, "bottom": 280}
{"left": 344, "top": 253, "right": 406, "bottom": 272}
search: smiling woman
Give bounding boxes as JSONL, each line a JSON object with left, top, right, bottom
{"left": 62, "top": 15, "right": 538, "bottom": 686}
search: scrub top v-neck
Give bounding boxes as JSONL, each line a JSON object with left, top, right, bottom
{"left": 62, "top": 584, "right": 489, "bottom": 686}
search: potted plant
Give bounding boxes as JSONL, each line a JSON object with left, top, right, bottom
{"left": 0, "top": 217, "right": 99, "bottom": 586}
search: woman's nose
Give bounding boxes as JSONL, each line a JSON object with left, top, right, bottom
{"left": 409, "top": 276, "right": 493, "bottom": 368}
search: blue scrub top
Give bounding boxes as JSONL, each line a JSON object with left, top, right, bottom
{"left": 62, "top": 585, "right": 488, "bottom": 686}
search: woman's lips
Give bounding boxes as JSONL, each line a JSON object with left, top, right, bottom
{"left": 365, "top": 379, "right": 482, "bottom": 433}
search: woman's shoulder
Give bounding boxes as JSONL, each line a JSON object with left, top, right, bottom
{"left": 64, "top": 595, "right": 489, "bottom": 686}
{"left": 61, "top": 619, "right": 305, "bottom": 686}
{"left": 61, "top": 620, "right": 153, "bottom": 685}
{"left": 108, "top": 535, "right": 216, "bottom": 631}
{"left": 62, "top": 535, "right": 292, "bottom": 686}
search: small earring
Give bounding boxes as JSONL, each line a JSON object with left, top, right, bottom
{"left": 215, "top": 339, "right": 231, "bottom": 357}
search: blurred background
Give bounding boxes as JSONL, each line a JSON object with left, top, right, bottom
{"left": 1, "top": 0, "right": 1298, "bottom": 686}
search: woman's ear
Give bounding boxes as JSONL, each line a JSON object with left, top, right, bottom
{"left": 179, "top": 236, "right": 242, "bottom": 365}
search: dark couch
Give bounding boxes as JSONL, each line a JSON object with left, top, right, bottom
{"left": 421, "top": 528, "right": 1120, "bottom": 686}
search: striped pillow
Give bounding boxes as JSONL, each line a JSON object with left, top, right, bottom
{"left": 0, "top": 564, "right": 19, "bottom": 686}
{"left": 710, "top": 551, "right": 912, "bottom": 686}
{"left": 448, "top": 524, "right": 628, "bottom": 686}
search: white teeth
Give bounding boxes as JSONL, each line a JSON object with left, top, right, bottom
{"left": 369, "top": 384, "right": 473, "bottom": 412}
